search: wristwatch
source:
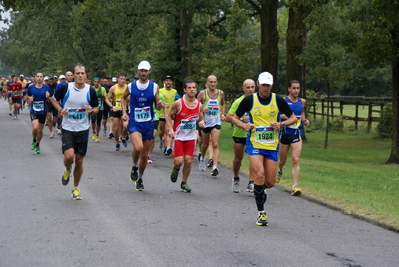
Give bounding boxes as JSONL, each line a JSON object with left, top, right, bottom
{"left": 281, "top": 122, "right": 285, "bottom": 127}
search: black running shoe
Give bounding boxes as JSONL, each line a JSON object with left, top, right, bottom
{"left": 170, "top": 168, "right": 179, "bottom": 183}
{"left": 211, "top": 168, "right": 219, "bottom": 177}
{"left": 207, "top": 159, "right": 213, "bottom": 168}
{"left": 130, "top": 166, "right": 138, "bottom": 182}
{"left": 166, "top": 147, "right": 172, "bottom": 156}
{"left": 108, "top": 132, "right": 114, "bottom": 139}
{"left": 181, "top": 182, "right": 191, "bottom": 193}
{"left": 135, "top": 178, "right": 144, "bottom": 191}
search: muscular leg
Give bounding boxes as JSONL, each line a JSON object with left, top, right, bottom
{"left": 209, "top": 128, "right": 220, "bottom": 166}
{"left": 233, "top": 142, "right": 245, "bottom": 177}
{"left": 290, "top": 141, "right": 303, "bottom": 185}
{"left": 73, "top": 153, "right": 84, "bottom": 187}
{"left": 278, "top": 143, "right": 290, "bottom": 172}
{"left": 181, "top": 155, "right": 193, "bottom": 183}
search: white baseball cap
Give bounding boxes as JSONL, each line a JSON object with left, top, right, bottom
{"left": 44, "top": 76, "right": 49, "bottom": 80}
{"left": 258, "top": 72, "right": 273, "bottom": 85}
{"left": 137, "top": 60, "right": 151, "bottom": 70}
{"left": 59, "top": 75, "right": 66, "bottom": 80}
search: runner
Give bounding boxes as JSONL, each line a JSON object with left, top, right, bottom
{"left": 225, "top": 79, "right": 255, "bottom": 193}
{"left": 158, "top": 75, "right": 179, "bottom": 156}
{"left": 26, "top": 72, "right": 51, "bottom": 154}
{"left": 196, "top": 75, "right": 226, "bottom": 177}
{"left": 49, "top": 63, "right": 99, "bottom": 200}
{"left": 277, "top": 80, "right": 310, "bottom": 196}
{"left": 105, "top": 73, "right": 128, "bottom": 151}
{"left": 8, "top": 75, "right": 23, "bottom": 120}
{"left": 167, "top": 79, "right": 205, "bottom": 192}
{"left": 231, "top": 71, "right": 297, "bottom": 226}
{"left": 101, "top": 76, "right": 114, "bottom": 138}
{"left": 121, "top": 60, "right": 163, "bottom": 191}
{"left": 90, "top": 77, "right": 107, "bottom": 142}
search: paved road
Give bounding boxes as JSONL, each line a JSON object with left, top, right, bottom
{"left": 0, "top": 100, "right": 398, "bottom": 267}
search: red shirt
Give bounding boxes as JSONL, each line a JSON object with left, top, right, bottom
{"left": 9, "top": 82, "right": 22, "bottom": 98}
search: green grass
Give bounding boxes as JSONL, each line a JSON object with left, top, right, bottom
{"left": 218, "top": 121, "right": 399, "bottom": 228}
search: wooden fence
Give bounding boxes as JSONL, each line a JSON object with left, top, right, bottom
{"left": 307, "top": 97, "right": 391, "bottom": 133}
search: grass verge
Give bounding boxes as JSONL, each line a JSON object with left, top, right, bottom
{"left": 218, "top": 122, "right": 399, "bottom": 228}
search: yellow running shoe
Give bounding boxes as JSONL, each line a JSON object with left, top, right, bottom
{"left": 91, "top": 133, "right": 96, "bottom": 140}
{"left": 62, "top": 166, "right": 72, "bottom": 186}
{"left": 71, "top": 187, "right": 82, "bottom": 200}
{"left": 256, "top": 211, "right": 268, "bottom": 226}
{"left": 291, "top": 184, "right": 302, "bottom": 196}
{"left": 95, "top": 135, "right": 100, "bottom": 142}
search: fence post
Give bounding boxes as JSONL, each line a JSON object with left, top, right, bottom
{"left": 355, "top": 101, "right": 359, "bottom": 130}
{"left": 321, "top": 99, "right": 325, "bottom": 119}
{"left": 367, "top": 102, "right": 372, "bottom": 133}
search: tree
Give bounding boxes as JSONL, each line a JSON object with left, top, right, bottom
{"left": 351, "top": 0, "right": 399, "bottom": 163}
{"left": 245, "top": 0, "right": 279, "bottom": 87}
{"left": 299, "top": 2, "right": 356, "bottom": 148}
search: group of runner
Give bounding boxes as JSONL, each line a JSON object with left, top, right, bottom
{"left": 5, "top": 61, "right": 310, "bottom": 226}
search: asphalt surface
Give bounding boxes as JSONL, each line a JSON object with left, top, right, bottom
{"left": 0, "top": 99, "right": 398, "bottom": 267}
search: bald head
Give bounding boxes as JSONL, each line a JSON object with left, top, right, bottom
{"left": 242, "top": 79, "right": 255, "bottom": 96}
{"left": 206, "top": 75, "right": 217, "bottom": 90}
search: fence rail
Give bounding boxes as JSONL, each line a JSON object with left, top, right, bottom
{"left": 307, "top": 98, "right": 391, "bottom": 133}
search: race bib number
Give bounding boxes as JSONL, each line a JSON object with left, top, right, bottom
{"left": 67, "top": 108, "right": 86, "bottom": 123}
{"left": 179, "top": 119, "right": 196, "bottom": 131}
{"left": 13, "top": 91, "right": 20, "bottom": 97}
{"left": 134, "top": 106, "right": 151, "bottom": 122}
{"left": 207, "top": 107, "right": 219, "bottom": 117}
{"left": 115, "top": 99, "right": 122, "bottom": 110}
{"left": 255, "top": 126, "right": 275, "bottom": 144}
{"left": 33, "top": 101, "right": 44, "bottom": 112}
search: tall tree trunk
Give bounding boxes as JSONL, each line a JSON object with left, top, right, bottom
{"left": 286, "top": 5, "right": 311, "bottom": 94}
{"left": 386, "top": 58, "right": 399, "bottom": 163}
{"left": 180, "top": 6, "right": 194, "bottom": 81}
{"left": 259, "top": 0, "right": 279, "bottom": 88}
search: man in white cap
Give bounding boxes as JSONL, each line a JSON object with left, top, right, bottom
{"left": 121, "top": 61, "right": 163, "bottom": 191}
{"left": 231, "top": 71, "right": 297, "bottom": 226}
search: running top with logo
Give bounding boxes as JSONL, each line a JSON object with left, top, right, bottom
{"left": 173, "top": 97, "right": 201, "bottom": 141}
{"left": 127, "top": 80, "right": 157, "bottom": 126}
{"left": 280, "top": 96, "right": 303, "bottom": 136}
{"left": 159, "top": 87, "right": 179, "bottom": 119}
{"left": 228, "top": 95, "right": 249, "bottom": 138}
{"left": 9, "top": 82, "right": 23, "bottom": 98}
{"left": 54, "top": 83, "right": 99, "bottom": 132}
{"left": 113, "top": 84, "right": 127, "bottom": 110}
{"left": 27, "top": 83, "right": 51, "bottom": 115}
{"left": 235, "top": 92, "right": 293, "bottom": 151}
{"left": 202, "top": 89, "right": 222, "bottom": 128}
{"left": 94, "top": 86, "right": 107, "bottom": 111}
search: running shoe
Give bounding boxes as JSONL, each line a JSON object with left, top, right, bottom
{"left": 35, "top": 145, "right": 41, "bottom": 154}
{"left": 57, "top": 129, "right": 61, "bottom": 134}
{"left": 71, "top": 188, "right": 82, "bottom": 200}
{"left": 130, "top": 166, "right": 138, "bottom": 182}
{"left": 91, "top": 133, "right": 96, "bottom": 140}
{"left": 163, "top": 147, "right": 167, "bottom": 155}
{"left": 122, "top": 139, "right": 127, "bottom": 147}
{"left": 170, "top": 168, "right": 179, "bottom": 183}
{"left": 135, "top": 178, "right": 144, "bottom": 191}
{"left": 62, "top": 167, "right": 71, "bottom": 186}
{"left": 246, "top": 182, "right": 254, "bottom": 193}
{"left": 103, "top": 127, "right": 107, "bottom": 137}
{"left": 199, "top": 158, "right": 206, "bottom": 171}
{"left": 211, "top": 168, "right": 219, "bottom": 177}
{"left": 147, "top": 156, "right": 153, "bottom": 164}
{"left": 197, "top": 152, "right": 202, "bottom": 162}
{"left": 108, "top": 132, "right": 114, "bottom": 139}
{"left": 181, "top": 183, "right": 191, "bottom": 193}
{"left": 291, "top": 184, "right": 302, "bottom": 196}
{"left": 95, "top": 135, "right": 100, "bottom": 142}
{"left": 159, "top": 139, "right": 164, "bottom": 149}
{"left": 276, "top": 167, "right": 284, "bottom": 183}
{"left": 9, "top": 113, "right": 12, "bottom": 116}
{"left": 256, "top": 211, "right": 268, "bottom": 226}
{"left": 207, "top": 159, "right": 213, "bottom": 168}
{"left": 13, "top": 115, "right": 17, "bottom": 120}
{"left": 30, "top": 141, "right": 36, "bottom": 150}
{"left": 49, "top": 132, "right": 54, "bottom": 139}
{"left": 166, "top": 147, "right": 172, "bottom": 156}
{"left": 232, "top": 178, "right": 239, "bottom": 193}
{"left": 115, "top": 143, "right": 120, "bottom": 151}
